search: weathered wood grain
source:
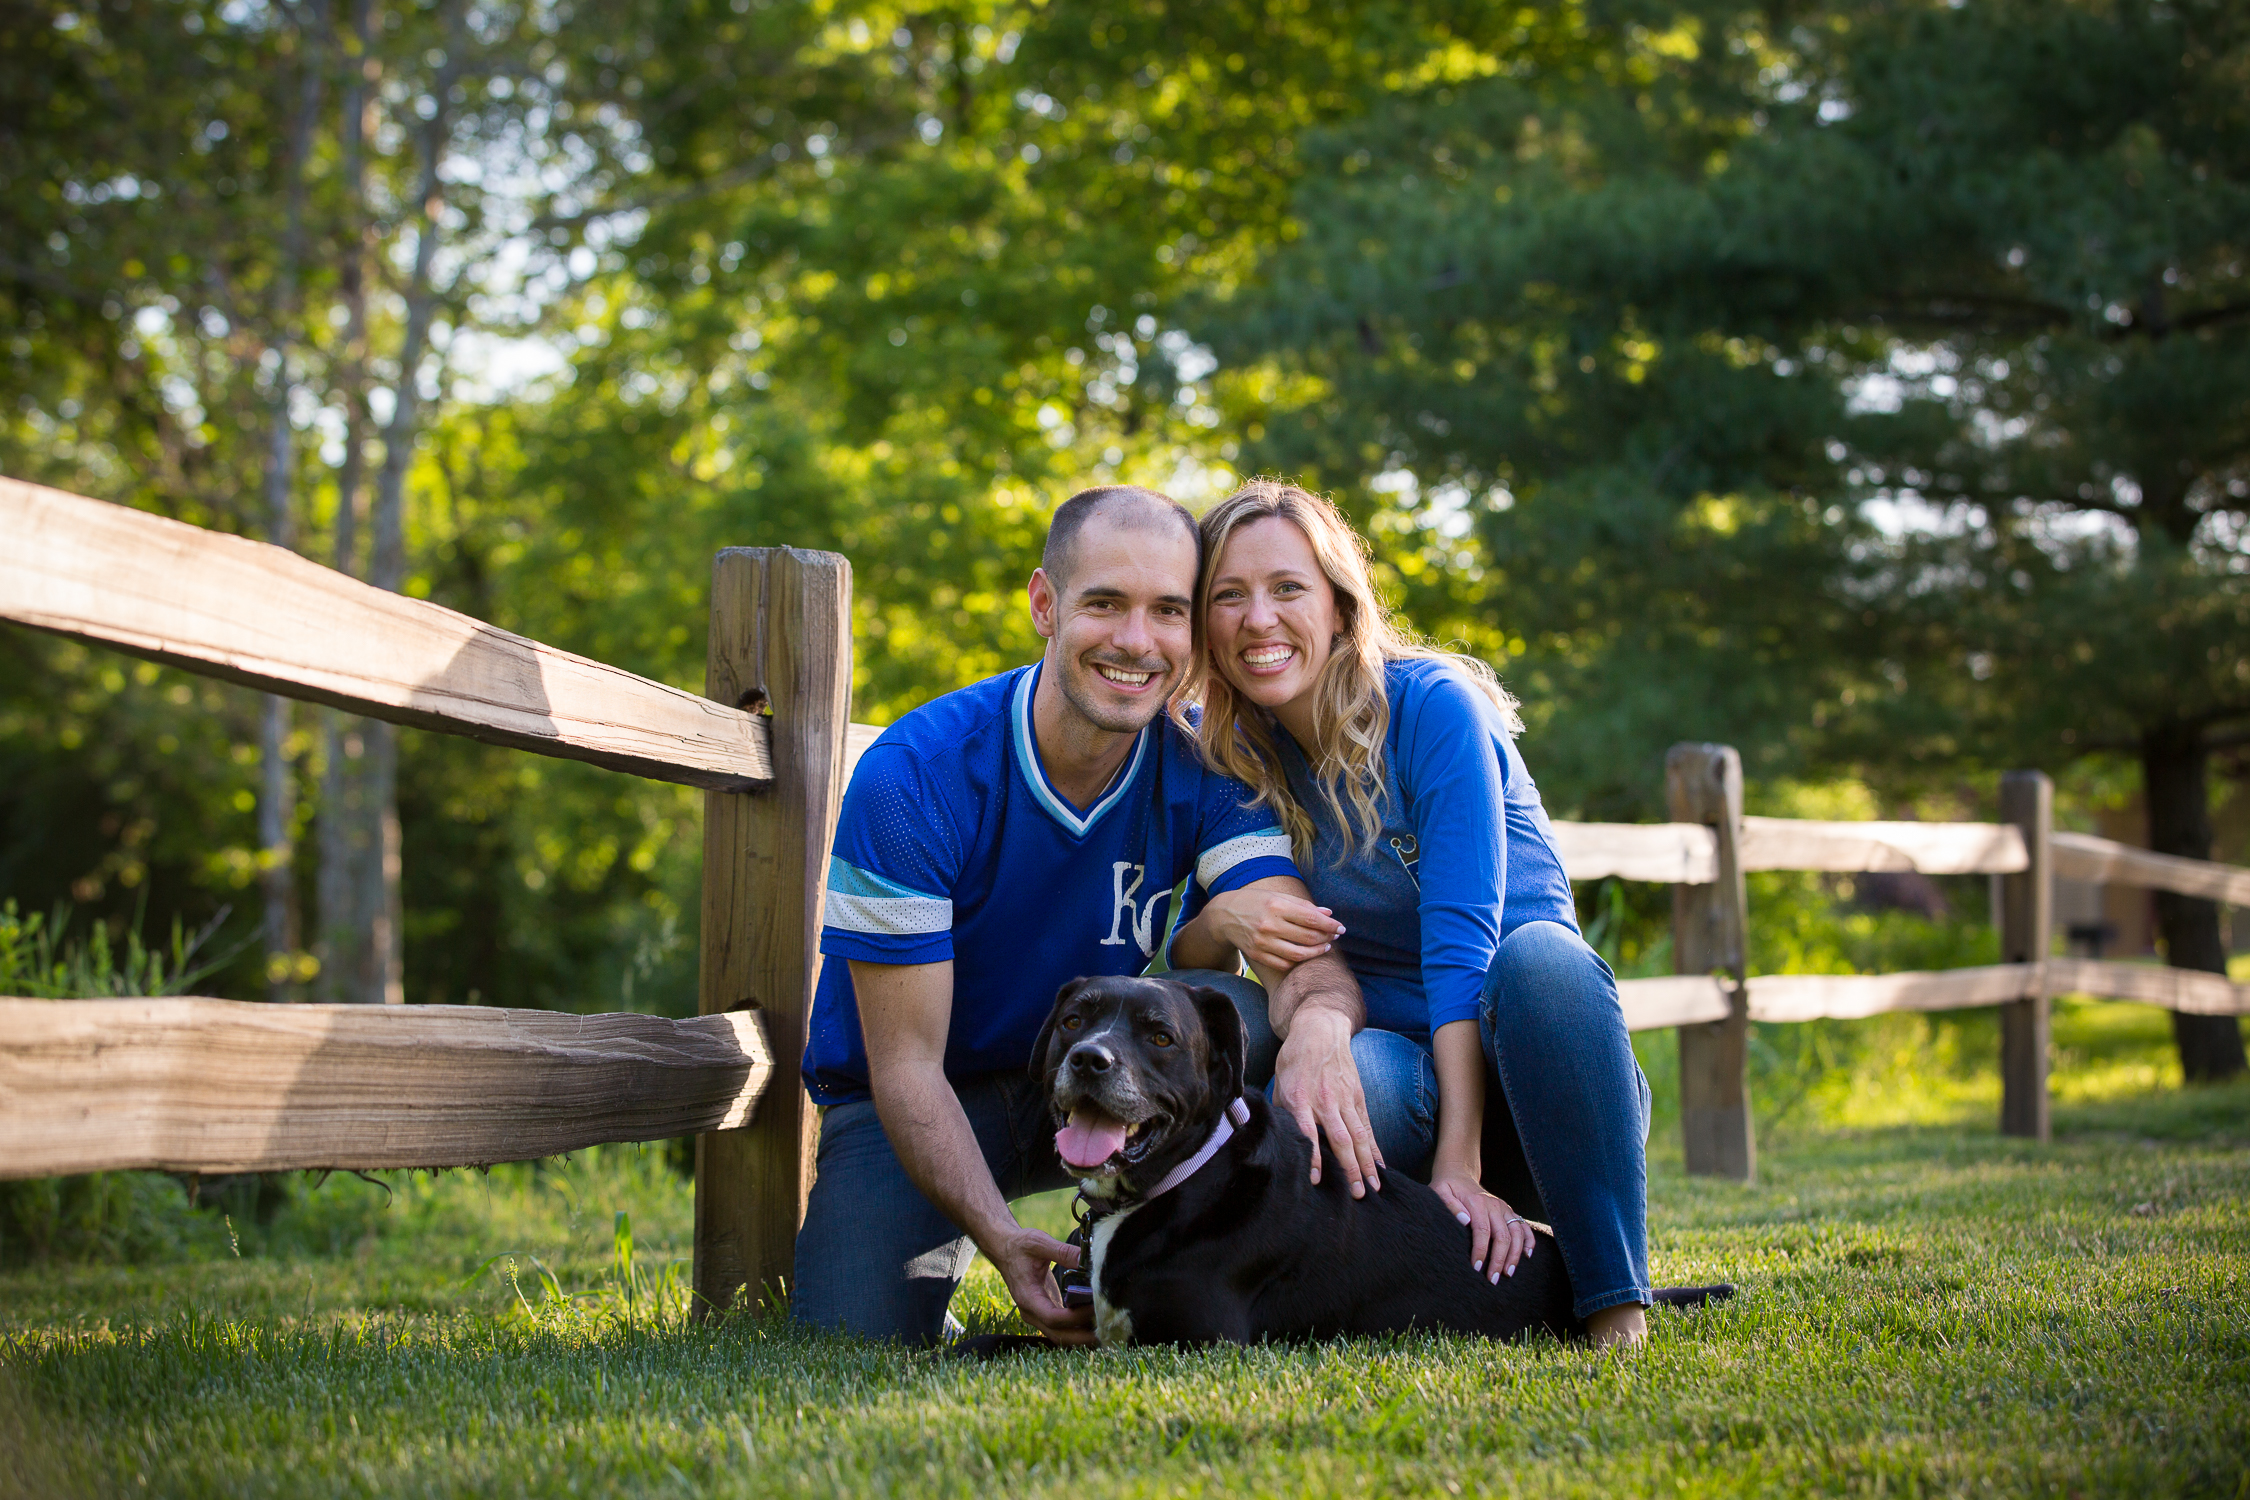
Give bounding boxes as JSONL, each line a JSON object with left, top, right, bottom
{"left": 695, "top": 548, "right": 852, "bottom": 1318}
{"left": 0, "top": 998, "right": 771, "bottom": 1178}
{"left": 1744, "top": 966, "right": 2041, "bottom": 1024}
{"left": 2045, "top": 958, "right": 2250, "bottom": 1016}
{"left": 0, "top": 478, "right": 772, "bottom": 790}
{"left": 1550, "top": 822, "right": 1719, "bottom": 885}
{"left": 1669, "top": 743, "right": 1755, "bottom": 1183}
{"left": 2051, "top": 831, "right": 2250, "bottom": 907}
{"left": 1617, "top": 975, "right": 1733, "bottom": 1032}
{"left": 1998, "top": 772, "right": 2053, "bottom": 1141}
{"left": 1738, "top": 816, "right": 2028, "bottom": 875}
{"left": 1734, "top": 959, "right": 2250, "bottom": 1023}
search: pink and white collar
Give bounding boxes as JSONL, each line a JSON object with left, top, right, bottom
{"left": 1142, "top": 1097, "right": 1251, "bottom": 1200}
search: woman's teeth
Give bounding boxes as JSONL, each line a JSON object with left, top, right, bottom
{"left": 1243, "top": 645, "right": 1295, "bottom": 668}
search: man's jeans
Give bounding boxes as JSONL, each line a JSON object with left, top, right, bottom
{"left": 1348, "top": 922, "right": 1653, "bottom": 1320}
{"left": 792, "top": 969, "right": 1271, "bottom": 1344}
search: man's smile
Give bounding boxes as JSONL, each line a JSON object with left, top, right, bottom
{"left": 1093, "top": 661, "right": 1162, "bottom": 689}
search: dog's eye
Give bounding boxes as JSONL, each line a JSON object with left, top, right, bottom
{"left": 1061, "top": 1016, "right": 1082, "bottom": 1031}
{"left": 1149, "top": 1031, "right": 1173, "bottom": 1048}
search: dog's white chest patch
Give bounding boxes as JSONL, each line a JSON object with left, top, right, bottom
{"left": 1087, "top": 1203, "right": 1141, "bottom": 1349}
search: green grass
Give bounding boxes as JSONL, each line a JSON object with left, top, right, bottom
{"left": 4, "top": 1002, "right": 2248, "bottom": 1498}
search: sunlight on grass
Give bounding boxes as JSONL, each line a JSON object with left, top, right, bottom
{"left": 3, "top": 1023, "right": 2246, "bottom": 1497}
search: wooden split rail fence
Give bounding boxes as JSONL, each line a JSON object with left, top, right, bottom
{"left": 3, "top": 480, "right": 2246, "bottom": 1304}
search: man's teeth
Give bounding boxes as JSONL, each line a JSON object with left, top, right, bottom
{"left": 1095, "top": 665, "right": 1155, "bottom": 685}
{"left": 1244, "top": 645, "right": 1295, "bottom": 667}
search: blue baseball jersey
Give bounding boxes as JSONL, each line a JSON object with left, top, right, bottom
{"left": 805, "top": 662, "right": 1300, "bottom": 1105}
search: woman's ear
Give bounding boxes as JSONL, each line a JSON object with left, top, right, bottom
{"left": 1028, "top": 977, "right": 1091, "bottom": 1081}
{"left": 1190, "top": 985, "right": 1248, "bottom": 1105}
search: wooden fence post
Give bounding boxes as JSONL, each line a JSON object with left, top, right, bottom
{"left": 1667, "top": 744, "right": 1755, "bottom": 1182}
{"left": 694, "top": 548, "right": 852, "bottom": 1317}
{"left": 1998, "top": 770, "right": 2053, "bottom": 1141}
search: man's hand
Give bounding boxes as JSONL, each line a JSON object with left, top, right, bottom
{"left": 857, "top": 958, "right": 1097, "bottom": 1345}
{"left": 1272, "top": 1004, "right": 1382, "bottom": 1197}
{"left": 987, "top": 1225, "right": 1097, "bottom": 1345}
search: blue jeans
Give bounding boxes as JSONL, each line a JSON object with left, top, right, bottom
{"left": 1350, "top": 921, "right": 1652, "bottom": 1319}
{"left": 792, "top": 969, "right": 1271, "bottom": 1343}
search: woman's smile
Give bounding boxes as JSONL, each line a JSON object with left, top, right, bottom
{"left": 1205, "top": 515, "right": 1339, "bottom": 745}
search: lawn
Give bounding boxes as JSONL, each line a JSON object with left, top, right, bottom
{"left": 3, "top": 998, "right": 2246, "bottom": 1499}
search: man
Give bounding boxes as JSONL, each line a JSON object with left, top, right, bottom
{"left": 795, "top": 485, "right": 1379, "bottom": 1345}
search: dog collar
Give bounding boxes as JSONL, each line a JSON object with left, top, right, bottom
{"left": 1143, "top": 1097, "right": 1251, "bottom": 1200}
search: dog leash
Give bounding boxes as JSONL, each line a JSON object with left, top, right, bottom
{"left": 1060, "top": 1097, "right": 1250, "bottom": 1309}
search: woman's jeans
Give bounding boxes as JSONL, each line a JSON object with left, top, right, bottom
{"left": 1347, "top": 921, "right": 1653, "bottom": 1319}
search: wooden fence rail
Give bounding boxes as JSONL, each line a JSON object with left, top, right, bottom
{"left": 2051, "top": 831, "right": 2250, "bottom": 906}
{"left": 1617, "top": 962, "right": 2250, "bottom": 1031}
{"left": 0, "top": 999, "right": 772, "bottom": 1179}
{"left": 0, "top": 478, "right": 774, "bottom": 791}
{"left": 3, "top": 484, "right": 2247, "bottom": 1282}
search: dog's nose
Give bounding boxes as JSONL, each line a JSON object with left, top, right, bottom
{"left": 1066, "top": 1042, "right": 1114, "bottom": 1075}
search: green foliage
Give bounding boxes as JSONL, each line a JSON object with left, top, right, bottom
{"left": 0, "top": 899, "right": 233, "bottom": 1001}
{"left": 0, "top": 1173, "right": 202, "bottom": 1272}
{"left": 1217, "top": 0, "right": 2250, "bottom": 814}
{"left": 6, "top": 1, "right": 2240, "bottom": 1019}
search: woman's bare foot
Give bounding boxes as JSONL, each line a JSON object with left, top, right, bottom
{"left": 1586, "top": 1303, "right": 1647, "bottom": 1349}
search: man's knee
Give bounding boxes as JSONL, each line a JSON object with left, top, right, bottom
{"left": 791, "top": 1098, "right": 967, "bottom": 1343}
{"left": 1169, "top": 967, "right": 1278, "bottom": 1083}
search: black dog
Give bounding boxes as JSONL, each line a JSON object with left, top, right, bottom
{"left": 971, "top": 974, "right": 1727, "bottom": 1352}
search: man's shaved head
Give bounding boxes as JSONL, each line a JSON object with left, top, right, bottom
{"left": 1042, "top": 485, "right": 1201, "bottom": 592}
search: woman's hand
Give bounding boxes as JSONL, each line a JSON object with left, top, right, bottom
{"left": 1430, "top": 1165, "right": 1535, "bottom": 1283}
{"left": 1196, "top": 887, "right": 1344, "bottom": 974}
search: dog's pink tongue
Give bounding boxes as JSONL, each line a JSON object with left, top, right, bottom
{"left": 1056, "top": 1106, "right": 1130, "bottom": 1170}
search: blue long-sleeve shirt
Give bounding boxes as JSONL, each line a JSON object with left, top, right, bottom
{"left": 1279, "top": 657, "right": 1579, "bottom": 1037}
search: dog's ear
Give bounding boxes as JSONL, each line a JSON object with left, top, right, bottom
{"left": 1188, "top": 985, "right": 1248, "bottom": 1106}
{"left": 1028, "top": 977, "right": 1092, "bottom": 1080}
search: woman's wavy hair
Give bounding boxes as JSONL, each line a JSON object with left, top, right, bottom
{"left": 1177, "top": 479, "right": 1522, "bottom": 862}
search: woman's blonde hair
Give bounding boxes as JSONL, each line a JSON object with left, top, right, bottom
{"left": 1178, "top": 479, "right": 1522, "bottom": 862}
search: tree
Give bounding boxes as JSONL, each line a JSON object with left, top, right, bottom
{"left": 1214, "top": 0, "right": 2249, "bottom": 1078}
{"left": 3, "top": 0, "right": 681, "bottom": 1004}
{"left": 4, "top": 1, "right": 1628, "bottom": 1013}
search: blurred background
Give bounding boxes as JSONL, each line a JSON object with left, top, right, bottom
{"left": 3, "top": 0, "right": 2244, "bottom": 1110}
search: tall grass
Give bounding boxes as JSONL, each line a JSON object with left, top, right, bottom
{"left": 0, "top": 898, "right": 235, "bottom": 1000}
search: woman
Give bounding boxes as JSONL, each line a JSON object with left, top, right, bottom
{"left": 1171, "top": 480, "right": 1654, "bottom": 1347}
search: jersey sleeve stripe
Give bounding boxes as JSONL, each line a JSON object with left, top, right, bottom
{"left": 823, "top": 889, "right": 954, "bottom": 937}
{"left": 826, "top": 858, "right": 945, "bottom": 903}
{"left": 1197, "top": 831, "right": 1294, "bottom": 891}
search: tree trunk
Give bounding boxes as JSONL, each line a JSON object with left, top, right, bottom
{"left": 257, "top": 696, "right": 298, "bottom": 1000}
{"left": 256, "top": 0, "right": 329, "bottom": 1004}
{"left": 2141, "top": 722, "right": 2246, "bottom": 1082}
{"left": 315, "top": 0, "right": 378, "bottom": 1003}
{"left": 357, "top": 2, "right": 459, "bottom": 1007}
